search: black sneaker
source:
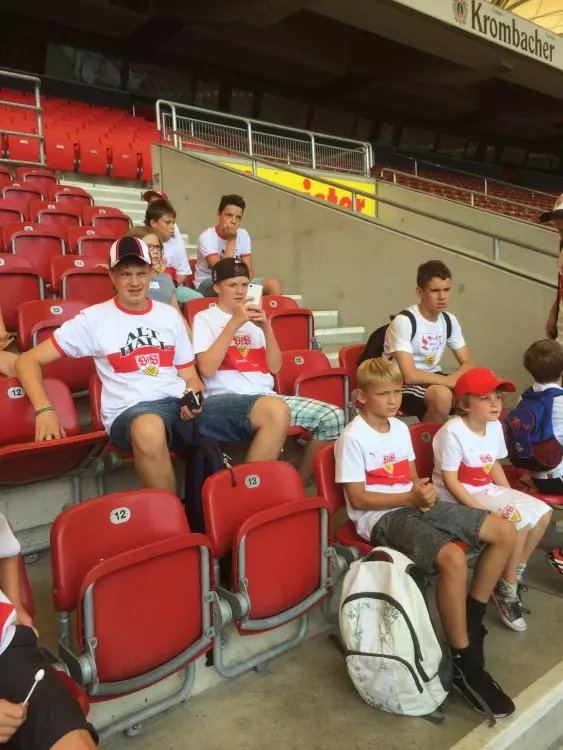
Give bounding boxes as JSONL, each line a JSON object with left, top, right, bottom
{"left": 468, "top": 622, "right": 488, "bottom": 670}
{"left": 453, "top": 657, "right": 515, "bottom": 722}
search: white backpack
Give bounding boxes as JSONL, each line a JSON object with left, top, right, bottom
{"left": 340, "top": 547, "right": 452, "bottom": 717}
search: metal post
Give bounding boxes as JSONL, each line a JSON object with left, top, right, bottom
{"left": 171, "top": 106, "right": 179, "bottom": 149}
{"left": 493, "top": 236, "right": 500, "bottom": 263}
{"left": 34, "top": 79, "right": 45, "bottom": 167}
{"left": 414, "top": 160, "right": 418, "bottom": 177}
{"left": 484, "top": 178, "right": 488, "bottom": 195}
{"left": 155, "top": 100, "right": 162, "bottom": 131}
{"left": 252, "top": 159, "right": 257, "bottom": 176}
{"left": 310, "top": 134, "right": 316, "bottom": 170}
{"left": 352, "top": 192, "right": 357, "bottom": 212}
{"left": 470, "top": 192, "right": 474, "bottom": 207}
{"left": 246, "top": 120, "right": 253, "bottom": 156}
{"left": 393, "top": 171, "right": 397, "bottom": 185}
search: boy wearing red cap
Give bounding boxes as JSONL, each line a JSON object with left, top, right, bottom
{"left": 433, "top": 368, "right": 551, "bottom": 633}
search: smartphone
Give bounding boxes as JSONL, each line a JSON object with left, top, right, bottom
{"left": 179, "top": 390, "right": 203, "bottom": 412}
{"left": 246, "top": 283, "right": 263, "bottom": 307}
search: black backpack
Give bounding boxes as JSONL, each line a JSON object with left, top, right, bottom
{"left": 358, "top": 310, "right": 453, "bottom": 366}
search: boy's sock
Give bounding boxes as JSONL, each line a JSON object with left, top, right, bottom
{"left": 516, "top": 562, "right": 527, "bottom": 583}
{"left": 496, "top": 578, "right": 518, "bottom": 601}
{"left": 466, "top": 596, "right": 487, "bottom": 669}
{"left": 466, "top": 595, "right": 487, "bottom": 628}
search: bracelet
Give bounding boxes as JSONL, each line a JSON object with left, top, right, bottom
{"left": 35, "top": 406, "right": 54, "bottom": 417}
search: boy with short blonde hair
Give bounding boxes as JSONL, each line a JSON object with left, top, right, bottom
{"left": 335, "top": 358, "right": 516, "bottom": 719}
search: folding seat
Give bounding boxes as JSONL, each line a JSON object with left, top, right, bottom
{"left": 32, "top": 201, "right": 81, "bottom": 232}
{"left": 51, "top": 256, "right": 113, "bottom": 305}
{"left": 16, "top": 167, "right": 58, "bottom": 196}
{"left": 0, "top": 377, "right": 107, "bottom": 487}
{"left": 0, "top": 255, "right": 44, "bottom": 333}
{"left": 3, "top": 221, "right": 66, "bottom": 282}
{"left": 6, "top": 135, "right": 40, "bottom": 164}
{"left": 48, "top": 185, "right": 93, "bottom": 215}
{"left": 17, "top": 299, "right": 95, "bottom": 394}
{"left": 45, "top": 133, "right": 78, "bottom": 172}
{"left": 50, "top": 489, "right": 213, "bottom": 740}
{"left": 268, "top": 308, "right": 315, "bottom": 351}
{"left": 1, "top": 183, "right": 43, "bottom": 220}
{"left": 83, "top": 206, "right": 130, "bottom": 236}
{"left": 0, "top": 165, "right": 11, "bottom": 182}
{"left": 338, "top": 344, "right": 364, "bottom": 392}
{"left": 0, "top": 199, "right": 24, "bottom": 248}
{"left": 108, "top": 142, "right": 143, "bottom": 180}
{"left": 262, "top": 295, "right": 299, "bottom": 315}
{"left": 274, "top": 349, "right": 349, "bottom": 414}
{"left": 203, "top": 461, "right": 333, "bottom": 676}
{"left": 66, "top": 226, "right": 115, "bottom": 259}
{"left": 76, "top": 138, "right": 109, "bottom": 176}
{"left": 184, "top": 297, "right": 217, "bottom": 327}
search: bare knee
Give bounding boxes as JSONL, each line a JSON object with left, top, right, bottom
{"left": 251, "top": 395, "right": 291, "bottom": 432}
{"left": 425, "top": 385, "right": 452, "bottom": 420}
{"left": 435, "top": 542, "right": 468, "bottom": 579}
{"left": 539, "top": 509, "right": 553, "bottom": 530}
{"left": 52, "top": 729, "right": 97, "bottom": 750}
{"left": 130, "top": 414, "right": 168, "bottom": 455}
{"left": 263, "top": 277, "right": 282, "bottom": 295}
{"left": 481, "top": 514, "right": 517, "bottom": 548}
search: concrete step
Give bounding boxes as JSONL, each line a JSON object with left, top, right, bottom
{"left": 312, "top": 310, "right": 338, "bottom": 328}
{"left": 316, "top": 326, "right": 365, "bottom": 348}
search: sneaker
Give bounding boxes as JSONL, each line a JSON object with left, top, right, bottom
{"left": 546, "top": 549, "right": 563, "bottom": 577}
{"left": 492, "top": 587, "right": 527, "bottom": 632}
{"left": 453, "top": 658, "right": 515, "bottom": 720}
{"left": 517, "top": 581, "right": 531, "bottom": 615}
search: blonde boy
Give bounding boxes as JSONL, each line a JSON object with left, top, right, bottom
{"left": 335, "top": 358, "right": 516, "bottom": 719}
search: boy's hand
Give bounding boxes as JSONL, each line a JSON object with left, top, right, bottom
{"left": 409, "top": 478, "right": 437, "bottom": 511}
{"left": 245, "top": 304, "right": 269, "bottom": 330}
{"left": 35, "top": 410, "right": 66, "bottom": 442}
{"left": 0, "top": 700, "right": 26, "bottom": 742}
{"left": 0, "top": 332, "right": 13, "bottom": 352}
{"left": 231, "top": 301, "right": 251, "bottom": 329}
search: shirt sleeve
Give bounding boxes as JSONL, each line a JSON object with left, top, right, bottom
{"left": 495, "top": 420, "right": 508, "bottom": 460}
{"left": 0, "top": 515, "right": 20, "bottom": 558}
{"left": 52, "top": 312, "right": 95, "bottom": 358}
{"left": 199, "top": 231, "right": 219, "bottom": 260}
{"left": 384, "top": 314, "right": 415, "bottom": 356}
{"left": 433, "top": 425, "right": 463, "bottom": 472}
{"left": 170, "top": 241, "right": 191, "bottom": 276}
{"left": 446, "top": 313, "right": 466, "bottom": 351}
{"left": 173, "top": 314, "right": 195, "bottom": 369}
{"left": 335, "top": 434, "right": 366, "bottom": 484}
{"left": 238, "top": 230, "right": 252, "bottom": 257}
{"left": 173, "top": 223, "right": 183, "bottom": 242}
{"left": 192, "top": 312, "right": 219, "bottom": 355}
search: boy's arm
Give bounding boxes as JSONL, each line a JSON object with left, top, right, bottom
{"left": 345, "top": 478, "right": 435, "bottom": 511}
{"left": 394, "top": 352, "right": 457, "bottom": 387}
{"left": 15, "top": 341, "right": 66, "bottom": 441}
{"left": 194, "top": 306, "right": 250, "bottom": 377}
{"left": 450, "top": 345, "right": 474, "bottom": 380}
{"left": 441, "top": 470, "right": 487, "bottom": 509}
{"left": 490, "top": 461, "right": 510, "bottom": 488}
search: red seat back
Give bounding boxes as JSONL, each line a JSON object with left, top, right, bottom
{"left": 2, "top": 183, "right": 43, "bottom": 220}
{"left": 185, "top": 298, "right": 218, "bottom": 328}
{"left": 89, "top": 373, "right": 103, "bottom": 432}
{"left": 4, "top": 222, "right": 65, "bottom": 280}
{"left": 49, "top": 186, "right": 93, "bottom": 215}
{"left": 275, "top": 349, "right": 331, "bottom": 395}
{"left": 16, "top": 168, "right": 58, "bottom": 196}
{"left": 0, "top": 200, "right": 24, "bottom": 248}
{"left": 269, "top": 309, "right": 313, "bottom": 351}
{"left": 83, "top": 206, "right": 130, "bottom": 237}
{"left": 50, "top": 256, "right": 113, "bottom": 304}
{"left": 408, "top": 423, "right": 442, "bottom": 479}
{"left": 314, "top": 442, "right": 344, "bottom": 517}
{"left": 0, "top": 255, "right": 44, "bottom": 332}
{"left": 262, "top": 296, "right": 299, "bottom": 315}
{"left": 65, "top": 226, "right": 114, "bottom": 259}
{"left": 32, "top": 201, "right": 81, "bottom": 231}
{"left": 338, "top": 344, "right": 364, "bottom": 391}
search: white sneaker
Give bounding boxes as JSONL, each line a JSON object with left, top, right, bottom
{"left": 493, "top": 587, "right": 527, "bottom": 632}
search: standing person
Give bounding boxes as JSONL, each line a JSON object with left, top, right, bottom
{"left": 195, "top": 194, "right": 282, "bottom": 298}
{"left": 0, "top": 307, "right": 16, "bottom": 377}
{"left": 192, "top": 258, "right": 344, "bottom": 484}
{"left": 432, "top": 368, "right": 551, "bottom": 632}
{"left": 383, "top": 260, "right": 474, "bottom": 422}
{"left": 145, "top": 200, "right": 203, "bottom": 303}
{"left": 335, "top": 357, "right": 516, "bottom": 719}
{"left": 15, "top": 236, "right": 204, "bottom": 493}
{"left": 540, "top": 195, "right": 563, "bottom": 342}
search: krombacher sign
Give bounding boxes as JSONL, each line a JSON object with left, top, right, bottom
{"left": 453, "top": 0, "right": 555, "bottom": 63}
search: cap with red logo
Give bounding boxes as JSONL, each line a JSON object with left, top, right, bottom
{"left": 142, "top": 189, "right": 169, "bottom": 202}
{"left": 455, "top": 368, "right": 516, "bottom": 398}
{"left": 539, "top": 193, "right": 563, "bottom": 224}
{"left": 109, "top": 236, "right": 151, "bottom": 269}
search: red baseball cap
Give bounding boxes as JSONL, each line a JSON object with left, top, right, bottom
{"left": 455, "top": 368, "right": 516, "bottom": 398}
{"left": 142, "top": 189, "right": 168, "bottom": 202}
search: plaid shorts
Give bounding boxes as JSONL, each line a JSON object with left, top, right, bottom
{"left": 282, "top": 396, "right": 345, "bottom": 441}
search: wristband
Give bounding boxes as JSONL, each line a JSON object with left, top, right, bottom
{"left": 35, "top": 406, "right": 54, "bottom": 417}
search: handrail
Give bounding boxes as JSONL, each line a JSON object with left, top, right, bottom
{"left": 166, "top": 133, "right": 558, "bottom": 281}
{"left": 379, "top": 167, "right": 549, "bottom": 216}
{"left": 0, "top": 69, "right": 44, "bottom": 167}
{"left": 155, "top": 99, "right": 373, "bottom": 176}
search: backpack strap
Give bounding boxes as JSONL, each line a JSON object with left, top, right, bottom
{"left": 398, "top": 309, "right": 417, "bottom": 342}
{"left": 443, "top": 312, "right": 452, "bottom": 340}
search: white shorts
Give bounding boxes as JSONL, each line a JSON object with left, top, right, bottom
{"left": 473, "top": 485, "right": 551, "bottom": 530}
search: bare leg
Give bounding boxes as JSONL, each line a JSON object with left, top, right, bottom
{"left": 423, "top": 384, "right": 452, "bottom": 423}
{"left": 298, "top": 438, "right": 327, "bottom": 486}
{"left": 521, "top": 510, "right": 552, "bottom": 562}
{"left": 470, "top": 514, "right": 516, "bottom": 602}
{"left": 501, "top": 526, "right": 528, "bottom": 584}
{"left": 435, "top": 543, "right": 469, "bottom": 649}
{"left": 262, "top": 277, "right": 282, "bottom": 296}
{"left": 0, "top": 352, "right": 17, "bottom": 378}
{"left": 246, "top": 396, "right": 290, "bottom": 462}
{"left": 52, "top": 729, "right": 97, "bottom": 749}
{"left": 130, "top": 414, "right": 175, "bottom": 492}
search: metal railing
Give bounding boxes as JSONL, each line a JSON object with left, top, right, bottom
{"left": 165, "top": 134, "right": 557, "bottom": 288}
{"left": 156, "top": 100, "right": 373, "bottom": 177}
{"left": 0, "top": 70, "right": 44, "bottom": 167}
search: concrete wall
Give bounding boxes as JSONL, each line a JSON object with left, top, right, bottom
{"left": 153, "top": 144, "right": 556, "bottom": 394}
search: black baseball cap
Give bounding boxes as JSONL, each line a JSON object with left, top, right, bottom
{"left": 212, "top": 257, "right": 250, "bottom": 284}
{"left": 109, "top": 236, "right": 151, "bottom": 268}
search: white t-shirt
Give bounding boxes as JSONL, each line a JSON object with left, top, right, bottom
{"left": 531, "top": 382, "right": 563, "bottom": 479}
{"left": 192, "top": 305, "right": 274, "bottom": 397}
{"left": 195, "top": 226, "right": 251, "bottom": 287}
{"left": 162, "top": 236, "right": 191, "bottom": 277}
{"left": 383, "top": 305, "right": 465, "bottom": 372}
{"left": 0, "top": 515, "right": 20, "bottom": 658}
{"left": 334, "top": 416, "right": 415, "bottom": 541}
{"left": 52, "top": 298, "right": 194, "bottom": 431}
{"left": 432, "top": 416, "right": 507, "bottom": 503}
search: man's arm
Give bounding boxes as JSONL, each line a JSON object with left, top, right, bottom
{"left": 178, "top": 364, "right": 204, "bottom": 394}
{"left": 243, "top": 253, "right": 254, "bottom": 279}
{"left": 394, "top": 351, "right": 457, "bottom": 387}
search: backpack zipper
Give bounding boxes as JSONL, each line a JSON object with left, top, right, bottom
{"left": 345, "top": 650, "right": 423, "bottom": 693}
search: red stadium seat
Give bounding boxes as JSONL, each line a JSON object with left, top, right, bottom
{"left": 0, "top": 255, "right": 44, "bottom": 333}
{"left": 108, "top": 143, "right": 142, "bottom": 180}
{"left": 269, "top": 308, "right": 314, "bottom": 351}
{"left": 2, "top": 183, "right": 43, "bottom": 220}
{"left": 16, "top": 168, "right": 58, "bottom": 196}
{"left": 17, "top": 299, "right": 95, "bottom": 394}
{"left": 274, "top": 349, "right": 349, "bottom": 414}
{"left": 31, "top": 201, "right": 81, "bottom": 232}
{"left": 3, "top": 222, "right": 66, "bottom": 281}
{"left": 338, "top": 344, "right": 364, "bottom": 391}
{"left": 50, "top": 256, "right": 112, "bottom": 304}
{"left": 0, "top": 166, "right": 11, "bottom": 182}
{"left": 83, "top": 206, "right": 130, "bottom": 236}
{"left": 76, "top": 139, "right": 109, "bottom": 176}
{"left": 66, "top": 226, "right": 114, "bottom": 259}
{"left": 6, "top": 135, "right": 40, "bottom": 165}
{"left": 262, "top": 295, "right": 299, "bottom": 315}
{"left": 0, "top": 200, "right": 24, "bottom": 249}
{"left": 45, "top": 134, "right": 78, "bottom": 173}
{"left": 50, "top": 490, "right": 213, "bottom": 737}
{"left": 0, "top": 377, "right": 107, "bottom": 486}
{"left": 203, "top": 461, "right": 331, "bottom": 675}
{"left": 184, "top": 298, "right": 217, "bottom": 328}
{"left": 48, "top": 185, "right": 93, "bottom": 215}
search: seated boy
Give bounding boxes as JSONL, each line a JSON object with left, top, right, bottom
{"left": 383, "top": 260, "right": 474, "bottom": 422}
{"left": 193, "top": 257, "right": 345, "bottom": 484}
{"left": 0, "top": 515, "right": 97, "bottom": 749}
{"left": 432, "top": 367, "right": 551, "bottom": 632}
{"left": 335, "top": 357, "right": 516, "bottom": 719}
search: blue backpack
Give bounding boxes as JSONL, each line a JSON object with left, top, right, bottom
{"left": 505, "top": 387, "right": 563, "bottom": 472}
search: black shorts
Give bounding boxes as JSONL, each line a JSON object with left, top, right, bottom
{"left": 370, "top": 502, "right": 489, "bottom": 572}
{"left": 1, "top": 626, "right": 97, "bottom": 750}
{"left": 401, "top": 377, "right": 451, "bottom": 421}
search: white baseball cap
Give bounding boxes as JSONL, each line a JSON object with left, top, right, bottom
{"left": 539, "top": 193, "right": 563, "bottom": 223}
{"left": 109, "top": 236, "right": 151, "bottom": 269}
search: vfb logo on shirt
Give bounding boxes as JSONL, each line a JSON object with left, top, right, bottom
{"left": 419, "top": 333, "right": 443, "bottom": 368}
{"left": 480, "top": 454, "right": 494, "bottom": 474}
{"left": 382, "top": 452, "right": 396, "bottom": 475}
{"left": 233, "top": 333, "right": 251, "bottom": 358}
{"left": 114, "top": 327, "right": 173, "bottom": 377}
